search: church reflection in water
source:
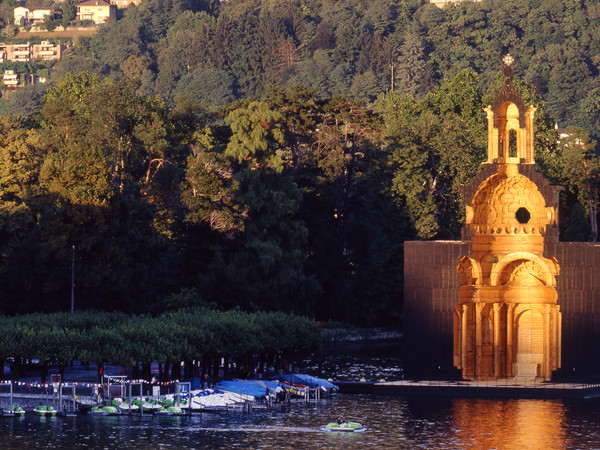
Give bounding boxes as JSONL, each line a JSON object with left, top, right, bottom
{"left": 450, "top": 398, "right": 567, "bottom": 447}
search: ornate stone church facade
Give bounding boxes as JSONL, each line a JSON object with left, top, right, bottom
{"left": 404, "top": 61, "right": 600, "bottom": 380}
{"left": 454, "top": 62, "right": 561, "bottom": 380}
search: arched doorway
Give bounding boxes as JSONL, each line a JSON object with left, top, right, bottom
{"left": 515, "top": 309, "right": 544, "bottom": 378}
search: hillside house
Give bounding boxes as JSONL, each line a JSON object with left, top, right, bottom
{"left": 13, "top": 6, "right": 55, "bottom": 26}
{"left": 33, "top": 41, "right": 67, "bottom": 61}
{"left": 2, "top": 43, "right": 30, "bottom": 62}
{"left": 1, "top": 69, "right": 49, "bottom": 91}
{"left": 0, "top": 42, "right": 66, "bottom": 63}
{"left": 76, "top": 0, "right": 116, "bottom": 24}
{"left": 110, "top": 0, "right": 141, "bottom": 7}
{"left": 3, "top": 70, "right": 20, "bottom": 88}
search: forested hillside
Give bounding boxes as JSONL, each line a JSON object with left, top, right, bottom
{"left": 78, "top": 0, "right": 600, "bottom": 133}
{"left": 0, "top": 0, "right": 597, "bottom": 325}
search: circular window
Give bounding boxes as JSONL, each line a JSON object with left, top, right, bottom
{"left": 515, "top": 207, "right": 530, "bottom": 224}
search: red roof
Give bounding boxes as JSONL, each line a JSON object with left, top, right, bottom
{"left": 77, "top": 0, "right": 112, "bottom": 6}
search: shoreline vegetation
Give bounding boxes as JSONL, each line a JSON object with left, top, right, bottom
{"left": 320, "top": 326, "right": 402, "bottom": 343}
{"left": 0, "top": 310, "right": 321, "bottom": 384}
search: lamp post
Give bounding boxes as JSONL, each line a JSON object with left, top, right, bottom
{"left": 71, "top": 245, "right": 75, "bottom": 314}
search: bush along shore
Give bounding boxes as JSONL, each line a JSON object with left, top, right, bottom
{"left": 0, "top": 310, "right": 321, "bottom": 383}
{"left": 320, "top": 324, "right": 403, "bottom": 343}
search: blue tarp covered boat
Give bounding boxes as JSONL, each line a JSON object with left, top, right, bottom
{"left": 274, "top": 374, "right": 338, "bottom": 391}
{"left": 215, "top": 380, "right": 281, "bottom": 398}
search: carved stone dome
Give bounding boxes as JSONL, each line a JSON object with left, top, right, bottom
{"left": 470, "top": 164, "right": 549, "bottom": 235}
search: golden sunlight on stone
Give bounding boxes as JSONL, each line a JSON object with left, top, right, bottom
{"left": 454, "top": 76, "right": 561, "bottom": 381}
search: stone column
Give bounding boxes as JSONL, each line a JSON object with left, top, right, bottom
{"left": 493, "top": 303, "right": 501, "bottom": 377}
{"left": 558, "top": 311, "right": 562, "bottom": 370}
{"left": 545, "top": 304, "right": 551, "bottom": 379}
{"left": 475, "top": 303, "right": 483, "bottom": 378}
{"left": 506, "top": 304, "right": 514, "bottom": 377}
{"left": 461, "top": 304, "right": 468, "bottom": 376}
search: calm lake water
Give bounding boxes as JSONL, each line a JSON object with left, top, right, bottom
{"left": 2, "top": 395, "right": 600, "bottom": 448}
{"left": 2, "top": 342, "right": 600, "bottom": 448}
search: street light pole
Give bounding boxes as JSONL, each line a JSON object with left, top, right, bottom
{"left": 71, "top": 245, "right": 75, "bottom": 314}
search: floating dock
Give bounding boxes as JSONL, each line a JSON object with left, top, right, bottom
{"left": 334, "top": 379, "right": 600, "bottom": 400}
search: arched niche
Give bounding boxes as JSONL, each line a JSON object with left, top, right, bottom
{"left": 489, "top": 252, "right": 557, "bottom": 287}
{"left": 515, "top": 309, "right": 544, "bottom": 366}
{"left": 457, "top": 256, "right": 482, "bottom": 286}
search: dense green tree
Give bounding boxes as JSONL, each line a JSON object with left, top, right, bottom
{"left": 181, "top": 129, "right": 242, "bottom": 234}
{"left": 58, "top": 0, "right": 78, "bottom": 25}
{"left": 553, "top": 127, "right": 600, "bottom": 241}
{"left": 284, "top": 50, "right": 337, "bottom": 99}
{"left": 225, "top": 101, "right": 285, "bottom": 171}
{"left": 174, "top": 69, "right": 237, "bottom": 112}
{"left": 66, "top": 0, "right": 600, "bottom": 140}
{"left": 0, "top": 120, "right": 45, "bottom": 313}
{"left": 378, "top": 70, "right": 486, "bottom": 239}
{"left": 395, "top": 31, "right": 434, "bottom": 99}
{"left": 0, "top": 84, "right": 48, "bottom": 119}
{"left": 0, "top": 74, "right": 183, "bottom": 313}
{"left": 545, "top": 40, "right": 592, "bottom": 127}
{"left": 199, "top": 169, "right": 321, "bottom": 315}
{"left": 153, "top": 11, "right": 217, "bottom": 100}
{"left": 189, "top": 100, "right": 321, "bottom": 314}
{"left": 350, "top": 70, "right": 383, "bottom": 104}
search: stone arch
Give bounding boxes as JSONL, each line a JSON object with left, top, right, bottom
{"left": 498, "top": 259, "right": 546, "bottom": 287}
{"left": 514, "top": 309, "right": 544, "bottom": 375}
{"left": 492, "top": 85, "right": 527, "bottom": 129}
{"left": 457, "top": 256, "right": 482, "bottom": 286}
{"left": 498, "top": 102, "right": 521, "bottom": 130}
{"left": 489, "top": 252, "right": 557, "bottom": 287}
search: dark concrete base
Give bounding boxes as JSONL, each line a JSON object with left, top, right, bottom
{"left": 334, "top": 379, "right": 600, "bottom": 400}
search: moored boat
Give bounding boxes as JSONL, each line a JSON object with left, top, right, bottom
{"left": 112, "top": 398, "right": 140, "bottom": 412}
{"left": 90, "top": 405, "right": 121, "bottom": 416}
{"left": 276, "top": 374, "right": 339, "bottom": 393}
{"left": 156, "top": 405, "right": 185, "bottom": 416}
{"left": 34, "top": 405, "right": 57, "bottom": 416}
{"left": 76, "top": 398, "right": 100, "bottom": 413}
{"left": 1, "top": 406, "right": 24, "bottom": 417}
{"left": 1, "top": 406, "right": 25, "bottom": 417}
{"left": 132, "top": 398, "right": 161, "bottom": 414}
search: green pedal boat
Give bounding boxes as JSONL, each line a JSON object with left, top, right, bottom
{"left": 321, "top": 422, "right": 366, "bottom": 433}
